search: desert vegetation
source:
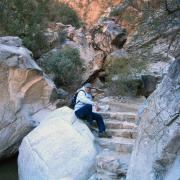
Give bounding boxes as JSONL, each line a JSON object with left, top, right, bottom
{"left": 0, "top": 0, "right": 81, "bottom": 57}
{"left": 38, "top": 46, "right": 83, "bottom": 90}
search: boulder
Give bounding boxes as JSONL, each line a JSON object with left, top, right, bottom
{"left": 0, "top": 36, "right": 23, "bottom": 47}
{"left": 0, "top": 37, "right": 55, "bottom": 159}
{"left": 126, "top": 59, "right": 180, "bottom": 180}
{"left": 18, "top": 107, "right": 97, "bottom": 180}
{"left": 90, "top": 20, "right": 127, "bottom": 52}
{"left": 96, "top": 149, "right": 130, "bottom": 179}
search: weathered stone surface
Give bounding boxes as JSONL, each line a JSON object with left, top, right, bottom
{"left": 41, "top": 24, "right": 106, "bottom": 82}
{"left": 90, "top": 20, "right": 127, "bottom": 52}
{"left": 0, "top": 36, "right": 23, "bottom": 47}
{"left": 122, "top": 0, "right": 179, "bottom": 64}
{"left": 97, "top": 137, "right": 134, "bottom": 154}
{"left": 126, "top": 59, "right": 180, "bottom": 180}
{"left": 18, "top": 107, "right": 97, "bottom": 180}
{"left": 93, "top": 95, "right": 143, "bottom": 179}
{"left": 59, "top": 0, "right": 122, "bottom": 27}
{"left": 62, "top": 21, "right": 127, "bottom": 82}
{"left": 43, "top": 1, "right": 178, "bottom": 90}
{"left": 141, "top": 74, "right": 160, "bottom": 98}
{"left": 96, "top": 149, "right": 130, "bottom": 180}
{"left": 105, "top": 49, "right": 128, "bottom": 68}
{"left": 56, "top": 88, "right": 69, "bottom": 98}
{"left": 107, "top": 1, "right": 178, "bottom": 93}
{"left": 64, "top": 40, "right": 102, "bottom": 82}
{"left": 0, "top": 37, "right": 55, "bottom": 159}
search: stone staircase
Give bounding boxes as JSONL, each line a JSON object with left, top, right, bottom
{"left": 92, "top": 97, "right": 144, "bottom": 180}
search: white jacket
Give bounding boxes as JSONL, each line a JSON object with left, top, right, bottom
{"left": 74, "top": 87, "right": 95, "bottom": 111}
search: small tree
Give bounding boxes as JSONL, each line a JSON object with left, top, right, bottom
{"left": 40, "top": 46, "right": 83, "bottom": 90}
{"left": 106, "top": 55, "right": 146, "bottom": 96}
{"left": 47, "top": 1, "right": 82, "bottom": 28}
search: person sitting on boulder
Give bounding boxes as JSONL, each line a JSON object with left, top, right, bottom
{"left": 74, "top": 83, "right": 111, "bottom": 138}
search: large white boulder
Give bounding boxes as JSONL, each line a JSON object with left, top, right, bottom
{"left": 0, "top": 36, "right": 55, "bottom": 159}
{"left": 18, "top": 107, "right": 97, "bottom": 180}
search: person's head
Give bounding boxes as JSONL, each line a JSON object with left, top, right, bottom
{"left": 84, "top": 83, "right": 94, "bottom": 93}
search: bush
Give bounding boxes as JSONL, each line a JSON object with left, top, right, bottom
{"left": 23, "top": 30, "right": 50, "bottom": 58}
{"left": 106, "top": 55, "right": 146, "bottom": 96}
{"left": 0, "top": 0, "right": 81, "bottom": 57}
{"left": 40, "top": 46, "right": 83, "bottom": 90}
{"left": 0, "top": 0, "right": 50, "bottom": 57}
{"left": 107, "top": 78, "right": 143, "bottom": 96}
{"left": 48, "top": 2, "right": 81, "bottom": 28}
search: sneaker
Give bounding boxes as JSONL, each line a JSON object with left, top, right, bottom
{"left": 98, "top": 131, "right": 112, "bottom": 138}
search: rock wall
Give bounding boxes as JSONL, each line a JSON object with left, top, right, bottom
{"left": 126, "top": 59, "right": 180, "bottom": 180}
{"left": 0, "top": 37, "right": 55, "bottom": 160}
{"left": 59, "top": 0, "right": 123, "bottom": 27}
{"left": 42, "top": 20, "right": 127, "bottom": 83}
{"left": 102, "top": 0, "right": 179, "bottom": 95}
{"left": 45, "top": 0, "right": 179, "bottom": 95}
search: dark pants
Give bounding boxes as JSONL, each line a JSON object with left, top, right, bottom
{"left": 75, "top": 104, "right": 106, "bottom": 133}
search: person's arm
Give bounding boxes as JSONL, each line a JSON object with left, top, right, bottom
{"left": 77, "top": 91, "right": 95, "bottom": 105}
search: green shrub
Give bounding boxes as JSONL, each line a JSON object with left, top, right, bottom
{"left": 110, "top": 7, "right": 124, "bottom": 17}
{"left": 23, "top": 30, "right": 50, "bottom": 58}
{"left": 0, "top": 0, "right": 81, "bottom": 57}
{"left": 0, "top": 0, "right": 50, "bottom": 57}
{"left": 107, "top": 78, "right": 142, "bottom": 96}
{"left": 48, "top": 2, "right": 81, "bottom": 28}
{"left": 106, "top": 55, "right": 146, "bottom": 96}
{"left": 40, "top": 46, "right": 83, "bottom": 89}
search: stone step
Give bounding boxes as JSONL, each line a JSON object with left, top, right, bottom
{"left": 98, "top": 96, "right": 145, "bottom": 113}
{"left": 96, "top": 173, "right": 125, "bottom": 180}
{"left": 95, "top": 149, "right": 130, "bottom": 180}
{"left": 99, "top": 112, "right": 137, "bottom": 122}
{"left": 106, "top": 129, "right": 137, "bottom": 139}
{"left": 105, "top": 120, "right": 137, "bottom": 130}
{"left": 96, "top": 137, "right": 135, "bottom": 153}
{"left": 108, "top": 101, "right": 140, "bottom": 113}
{"left": 96, "top": 174, "right": 118, "bottom": 180}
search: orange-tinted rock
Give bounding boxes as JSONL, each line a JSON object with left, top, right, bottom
{"left": 59, "top": 0, "right": 123, "bottom": 27}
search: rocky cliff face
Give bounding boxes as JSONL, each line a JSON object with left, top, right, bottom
{"left": 106, "top": 0, "right": 179, "bottom": 96}
{"left": 42, "top": 20, "right": 127, "bottom": 83}
{"left": 48, "top": 0, "right": 179, "bottom": 96}
{"left": 0, "top": 37, "right": 55, "bottom": 160}
{"left": 59, "top": 0, "right": 123, "bottom": 27}
{"left": 58, "top": 0, "right": 161, "bottom": 31}
{"left": 126, "top": 59, "right": 180, "bottom": 180}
